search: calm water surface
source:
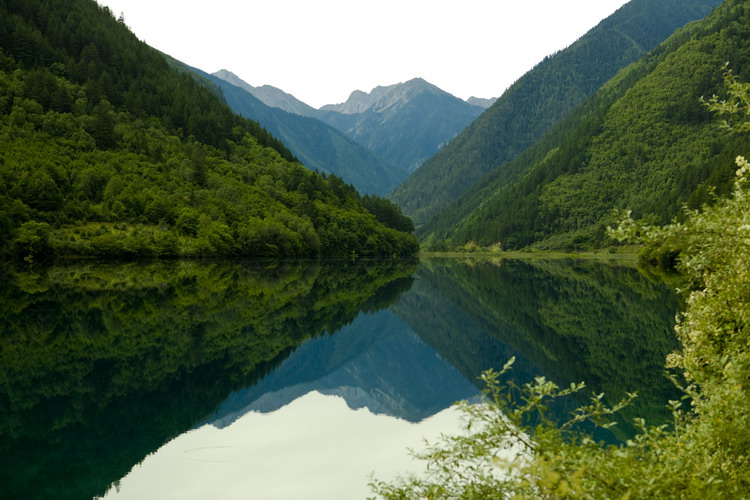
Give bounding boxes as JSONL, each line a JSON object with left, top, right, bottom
{"left": 0, "top": 257, "right": 680, "bottom": 499}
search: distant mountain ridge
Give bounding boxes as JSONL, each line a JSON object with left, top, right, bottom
{"left": 317, "top": 78, "right": 486, "bottom": 173}
{"left": 212, "top": 69, "right": 319, "bottom": 117}
{"left": 390, "top": 0, "right": 724, "bottom": 226}
{"left": 466, "top": 96, "right": 498, "bottom": 109}
{"left": 207, "top": 69, "right": 408, "bottom": 195}
{"left": 211, "top": 72, "right": 493, "bottom": 177}
{"left": 320, "top": 83, "right": 401, "bottom": 114}
{"left": 320, "top": 78, "right": 464, "bottom": 114}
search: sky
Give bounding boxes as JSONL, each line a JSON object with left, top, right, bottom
{"left": 101, "top": 392, "right": 478, "bottom": 499}
{"left": 96, "top": 0, "right": 631, "bottom": 108}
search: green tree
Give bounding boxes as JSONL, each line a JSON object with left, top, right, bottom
{"left": 11, "top": 221, "right": 52, "bottom": 262}
{"left": 88, "top": 98, "right": 116, "bottom": 148}
{"left": 189, "top": 142, "right": 207, "bottom": 187}
{"left": 175, "top": 207, "right": 199, "bottom": 236}
{"left": 23, "top": 170, "right": 63, "bottom": 212}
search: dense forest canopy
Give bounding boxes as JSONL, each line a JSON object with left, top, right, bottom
{"left": 0, "top": 0, "right": 417, "bottom": 261}
{"left": 421, "top": 0, "right": 750, "bottom": 251}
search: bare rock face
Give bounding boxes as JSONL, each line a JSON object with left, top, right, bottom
{"left": 212, "top": 69, "right": 319, "bottom": 117}
{"left": 320, "top": 84, "right": 399, "bottom": 114}
{"left": 321, "top": 78, "right": 446, "bottom": 114}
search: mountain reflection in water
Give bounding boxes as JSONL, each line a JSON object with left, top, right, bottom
{"left": 205, "top": 309, "right": 478, "bottom": 428}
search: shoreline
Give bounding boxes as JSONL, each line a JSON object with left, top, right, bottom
{"left": 418, "top": 247, "right": 640, "bottom": 263}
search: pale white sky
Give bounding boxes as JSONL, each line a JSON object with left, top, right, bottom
{"left": 97, "top": 0, "right": 630, "bottom": 108}
{"left": 101, "top": 392, "right": 478, "bottom": 499}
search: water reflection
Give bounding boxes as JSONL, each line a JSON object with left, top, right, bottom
{"left": 0, "top": 259, "right": 418, "bottom": 500}
{"left": 206, "top": 309, "right": 477, "bottom": 427}
{"left": 0, "top": 257, "right": 680, "bottom": 499}
{"left": 401, "top": 258, "right": 681, "bottom": 437}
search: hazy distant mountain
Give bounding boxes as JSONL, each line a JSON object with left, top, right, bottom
{"left": 194, "top": 69, "right": 408, "bottom": 195}
{"left": 317, "top": 78, "right": 484, "bottom": 173}
{"left": 390, "top": 0, "right": 724, "bottom": 226}
{"left": 212, "top": 69, "right": 319, "bottom": 117}
{"left": 466, "top": 96, "right": 498, "bottom": 108}
{"left": 320, "top": 83, "right": 401, "bottom": 114}
{"left": 212, "top": 72, "right": 487, "bottom": 178}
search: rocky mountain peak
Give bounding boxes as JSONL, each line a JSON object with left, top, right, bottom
{"left": 212, "top": 69, "right": 317, "bottom": 117}
{"left": 320, "top": 78, "right": 452, "bottom": 114}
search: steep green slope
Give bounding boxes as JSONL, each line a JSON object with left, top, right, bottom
{"left": 200, "top": 69, "right": 408, "bottom": 196}
{"left": 425, "top": 0, "right": 750, "bottom": 250}
{"left": 0, "top": 0, "right": 417, "bottom": 260}
{"left": 391, "top": 0, "right": 723, "bottom": 226}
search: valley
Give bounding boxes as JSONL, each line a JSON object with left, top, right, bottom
{"left": 3, "top": 0, "right": 750, "bottom": 498}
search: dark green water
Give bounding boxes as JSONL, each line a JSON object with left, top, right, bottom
{"left": 0, "top": 257, "right": 680, "bottom": 499}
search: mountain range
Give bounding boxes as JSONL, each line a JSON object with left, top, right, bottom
{"left": 198, "top": 68, "right": 406, "bottom": 196}
{"left": 0, "top": 0, "right": 418, "bottom": 260}
{"left": 212, "top": 71, "right": 490, "bottom": 176}
{"left": 2, "top": 0, "right": 744, "bottom": 259}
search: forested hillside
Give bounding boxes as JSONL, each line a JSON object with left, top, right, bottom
{"left": 391, "top": 0, "right": 723, "bottom": 226}
{"left": 0, "top": 0, "right": 417, "bottom": 261}
{"left": 423, "top": 0, "right": 750, "bottom": 251}
{"left": 203, "top": 69, "right": 408, "bottom": 196}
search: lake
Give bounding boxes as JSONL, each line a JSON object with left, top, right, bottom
{"left": 0, "top": 257, "right": 680, "bottom": 499}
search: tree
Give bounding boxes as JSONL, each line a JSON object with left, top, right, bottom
{"left": 190, "top": 142, "right": 207, "bottom": 187}
{"left": 24, "top": 170, "right": 63, "bottom": 212}
{"left": 88, "top": 98, "right": 116, "bottom": 148}
{"left": 12, "top": 221, "right": 52, "bottom": 262}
